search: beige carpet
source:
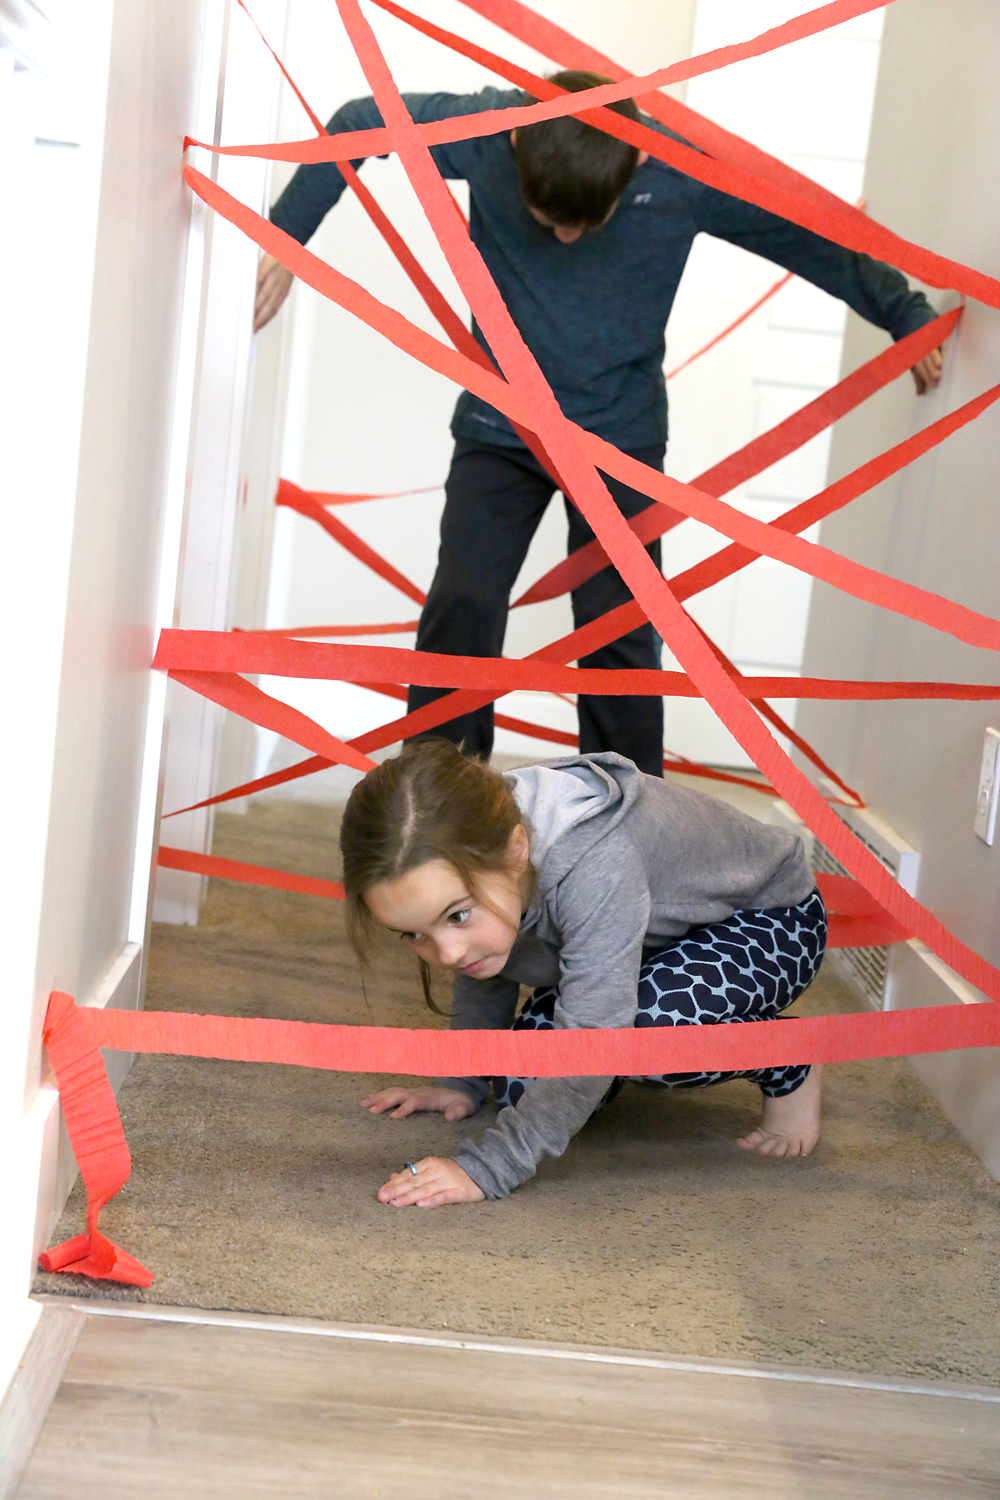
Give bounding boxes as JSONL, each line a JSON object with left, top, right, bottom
{"left": 36, "top": 797, "right": 1000, "bottom": 1383}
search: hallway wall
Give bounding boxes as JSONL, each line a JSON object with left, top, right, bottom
{"left": 794, "top": 1, "right": 1000, "bottom": 1152}
{"left": 797, "top": 0, "right": 1000, "bottom": 966}
{"left": 659, "top": 1, "right": 884, "bottom": 767}
{"left": 151, "top": 0, "right": 288, "bottom": 925}
{"left": 0, "top": 0, "right": 228, "bottom": 1402}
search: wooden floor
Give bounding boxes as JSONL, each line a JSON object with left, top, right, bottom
{"left": 16, "top": 1303, "right": 1000, "bottom": 1499}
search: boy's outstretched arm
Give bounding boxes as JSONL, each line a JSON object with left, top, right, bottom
{"left": 694, "top": 186, "right": 945, "bottom": 393}
{"left": 254, "top": 86, "right": 523, "bottom": 332}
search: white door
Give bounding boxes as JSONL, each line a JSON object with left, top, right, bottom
{"left": 659, "top": 1, "right": 885, "bottom": 767}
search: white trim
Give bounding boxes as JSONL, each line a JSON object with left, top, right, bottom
{"left": 887, "top": 939, "right": 1000, "bottom": 1180}
{"left": 0, "top": 0, "right": 52, "bottom": 74}
{"left": 84, "top": 942, "right": 142, "bottom": 1013}
{"left": 890, "top": 937, "right": 989, "bottom": 1008}
{"left": 34, "top": 1298, "right": 1000, "bottom": 1405}
{"left": 130, "top": 0, "right": 230, "bottom": 937}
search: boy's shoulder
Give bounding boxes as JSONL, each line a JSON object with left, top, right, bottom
{"left": 413, "top": 85, "right": 524, "bottom": 123}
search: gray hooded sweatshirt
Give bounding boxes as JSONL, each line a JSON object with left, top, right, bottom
{"left": 437, "top": 754, "right": 815, "bottom": 1199}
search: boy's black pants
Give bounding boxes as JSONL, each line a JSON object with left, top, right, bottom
{"left": 406, "top": 437, "right": 666, "bottom": 775}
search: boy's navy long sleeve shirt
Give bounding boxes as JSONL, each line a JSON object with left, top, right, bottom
{"left": 270, "top": 86, "right": 937, "bottom": 452}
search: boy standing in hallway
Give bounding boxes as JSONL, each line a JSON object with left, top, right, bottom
{"left": 254, "top": 72, "right": 942, "bottom": 774}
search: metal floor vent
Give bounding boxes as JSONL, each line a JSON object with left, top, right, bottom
{"left": 768, "top": 797, "right": 920, "bottom": 1011}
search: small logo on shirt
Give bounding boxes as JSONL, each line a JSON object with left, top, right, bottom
{"left": 632, "top": 192, "right": 652, "bottom": 204}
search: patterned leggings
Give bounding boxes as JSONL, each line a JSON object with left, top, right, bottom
{"left": 494, "top": 888, "right": 827, "bottom": 1111}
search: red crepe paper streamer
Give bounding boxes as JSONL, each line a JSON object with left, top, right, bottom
{"left": 39, "top": 963, "right": 998, "bottom": 1287}
{"left": 665, "top": 272, "right": 794, "bottom": 382}
{"left": 42, "top": 0, "right": 1000, "bottom": 1291}
{"left": 38, "top": 992, "right": 152, "bottom": 1287}
{"left": 69, "top": 992, "right": 1000, "bottom": 1080}
{"left": 220, "top": 0, "right": 970, "bottom": 626}
{"left": 276, "top": 479, "right": 426, "bottom": 605}
{"left": 303, "top": 0, "right": 1000, "bottom": 1014}
{"left": 177, "top": 161, "right": 971, "bottom": 834}
{"left": 253, "top": 620, "right": 421, "bottom": 638}
{"left": 31, "top": 865, "right": 927, "bottom": 1294}
{"left": 169, "top": 667, "right": 377, "bottom": 774}
{"left": 528, "top": 310, "right": 962, "bottom": 610}
{"left": 156, "top": 845, "right": 908, "bottom": 951}
{"left": 165, "top": 217, "right": 991, "bottom": 990}
{"left": 199, "top": 0, "right": 1000, "bottom": 306}
{"left": 172, "top": 3, "right": 1000, "bottom": 1023}
{"left": 183, "top": 172, "right": 974, "bottom": 661}
{"left": 157, "top": 845, "right": 345, "bottom": 900}
{"left": 185, "top": 307, "right": 969, "bottom": 819}
{"left": 299, "top": 485, "right": 440, "bottom": 505}
{"left": 155, "top": 630, "right": 1000, "bottom": 706}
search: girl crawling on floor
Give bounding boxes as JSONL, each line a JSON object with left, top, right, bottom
{"left": 340, "top": 738, "right": 826, "bottom": 1208}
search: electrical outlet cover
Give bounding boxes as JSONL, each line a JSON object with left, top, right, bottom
{"left": 973, "top": 728, "right": 1000, "bottom": 845}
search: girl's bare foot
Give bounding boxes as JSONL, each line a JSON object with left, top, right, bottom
{"left": 736, "top": 1064, "right": 822, "bottom": 1158}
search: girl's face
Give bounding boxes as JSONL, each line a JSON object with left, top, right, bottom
{"left": 364, "top": 828, "right": 530, "bottom": 980}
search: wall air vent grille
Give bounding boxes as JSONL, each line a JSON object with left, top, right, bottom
{"left": 810, "top": 840, "right": 891, "bottom": 1008}
{"left": 767, "top": 797, "right": 920, "bottom": 1011}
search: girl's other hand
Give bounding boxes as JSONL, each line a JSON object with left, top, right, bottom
{"left": 361, "top": 1086, "right": 476, "bottom": 1122}
{"left": 378, "top": 1157, "right": 485, "bottom": 1208}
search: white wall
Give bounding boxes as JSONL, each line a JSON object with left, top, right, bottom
{"left": 0, "top": 0, "right": 224, "bottom": 1403}
{"left": 661, "top": 1, "right": 885, "bottom": 766}
{"left": 794, "top": 2, "right": 1000, "bottom": 1146}
{"left": 153, "top": 0, "right": 288, "bottom": 924}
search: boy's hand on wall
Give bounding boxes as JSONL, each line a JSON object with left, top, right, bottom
{"left": 912, "top": 346, "right": 943, "bottom": 394}
{"left": 378, "top": 1157, "right": 485, "bottom": 1208}
{"left": 254, "top": 254, "right": 294, "bottom": 332}
{"left": 362, "top": 1086, "right": 477, "bottom": 1122}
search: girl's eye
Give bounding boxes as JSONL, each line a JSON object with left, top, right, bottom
{"left": 448, "top": 907, "right": 472, "bottom": 926}
{"left": 399, "top": 931, "right": 420, "bottom": 944}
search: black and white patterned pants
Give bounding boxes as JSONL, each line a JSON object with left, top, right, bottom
{"left": 494, "top": 888, "right": 827, "bottom": 1111}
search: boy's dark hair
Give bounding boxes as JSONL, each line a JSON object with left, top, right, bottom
{"left": 513, "top": 70, "right": 641, "bottom": 228}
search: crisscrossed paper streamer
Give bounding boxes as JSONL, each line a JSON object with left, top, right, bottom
{"left": 42, "top": 0, "right": 1000, "bottom": 1288}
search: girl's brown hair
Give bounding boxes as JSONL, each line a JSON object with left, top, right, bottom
{"left": 339, "top": 739, "right": 533, "bottom": 1007}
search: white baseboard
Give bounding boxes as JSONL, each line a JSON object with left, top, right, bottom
{"left": 771, "top": 795, "right": 1000, "bottom": 1180}
{"left": 32, "top": 942, "right": 143, "bottom": 1268}
{"left": 886, "top": 939, "right": 1000, "bottom": 1181}
{"left": 152, "top": 866, "right": 205, "bottom": 926}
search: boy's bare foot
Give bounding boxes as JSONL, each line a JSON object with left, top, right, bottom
{"left": 736, "top": 1064, "right": 822, "bottom": 1158}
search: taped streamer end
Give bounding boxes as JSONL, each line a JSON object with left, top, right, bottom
{"left": 39, "top": 990, "right": 153, "bottom": 1289}
{"left": 37, "top": 1236, "right": 154, "bottom": 1288}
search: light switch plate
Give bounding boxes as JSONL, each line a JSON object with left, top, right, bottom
{"left": 974, "top": 728, "right": 1000, "bottom": 845}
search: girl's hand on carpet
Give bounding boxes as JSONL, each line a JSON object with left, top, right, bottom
{"left": 379, "top": 1157, "right": 485, "bottom": 1208}
{"left": 362, "top": 1086, "right": 476, "bottom": 1122}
